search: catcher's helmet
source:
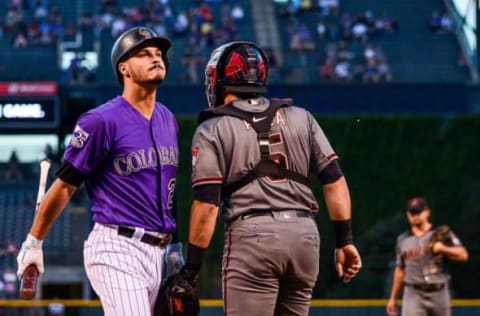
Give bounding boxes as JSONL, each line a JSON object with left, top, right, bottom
{"left": 111, "top": 27, "right": 171, "bottom": 85}
{"left": 205, "top": 41, "right": 268, "bottom": 108}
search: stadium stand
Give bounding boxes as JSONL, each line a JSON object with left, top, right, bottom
{"left": 272, "top": 0, "right": 468, "bottom": 83}
{"left": 0, "top": 0, "right": 471, "bottom": 83}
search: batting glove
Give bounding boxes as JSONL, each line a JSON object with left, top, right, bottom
{"left": 16, "top": 234, "right": 44, "bottom": 279}
{"left": 165, "top": 242, "right": 185, "bottom": 276}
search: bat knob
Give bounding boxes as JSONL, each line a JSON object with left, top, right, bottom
{"left": 19, "top": 265, "right": 39, "bottom": 300}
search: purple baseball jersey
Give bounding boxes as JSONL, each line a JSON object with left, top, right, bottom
{"left": 63, "top": 96, "right": 178, "bottom": 233}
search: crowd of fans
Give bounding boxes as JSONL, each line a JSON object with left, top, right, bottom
{"left": 0, "top": 0, "right": 462, "bottom": 84}
{"left": 277, "top": 0, "right": 399, "bottom": 83}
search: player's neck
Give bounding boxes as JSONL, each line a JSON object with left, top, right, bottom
{"left": 411, "top": 222, "right": 432, "bottom": 236}
{"left": 122, "top": 88, "right": 157, "bottom": 119}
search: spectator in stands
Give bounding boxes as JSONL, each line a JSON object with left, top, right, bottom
{"left": 5, "top": 241, "right": 18, "bottom": 255}
{"left": 230, "top": 3, "right": 245, "bottom": 24}
{"left": 78, "top": 10, "right": 95, "bottom": 32}
{"left": 0, "top": 276, "right": 5, "bottom": 299}
{"left": 362, "top": 59, "right": 379, "bottom": 83}
{"left": 319, "top": 0, "right": 339, "bottom": 16}
{"left": 316, "top": 21, "right": 328, "bottom": 39}
{"left": 377, "top": 58, "right": 393, "bottom": 82}
{"left": 265, "top": 48, "right": 280, "bottom": 82}
{"left": 111, "top": 13, "right": 128, "bottom": 38}
{"left": 180, "top": 47, "right": 203, "bottom": 83}
{"left": 334, "top": 60, "right": 352, "bottom": 81}
{"left": 351, "top": 19, "right": 368, "bottom": 43}
{"left": 13, "top": 27, "right": 28, "bottom": 48}
{"left": 2, "top": 268, "right": 17, "bottom": 299}
{"left": 440, "top": 12, "right": 453, "bottom": 33}
{"left": 4, "top": 150, "right": 23, "bottom": 182}
{"left": 172, "top": 10, "right": 189, "bottom": 37}
{"left": 0, "top": 18, "right": 4, "bottom": 39}
{"left": 320, "top": 57, "right": 335, "bottom": 81}
{"left": 4, "top": 5, "right": 24, "bottom": 34}
{"left": 430, "top": 11, "right": 442, "bottom": 33}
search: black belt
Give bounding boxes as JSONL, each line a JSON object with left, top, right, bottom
{"left": 408, "top": 283, "right": 445, "bottom": 292}
{"left": 240, "top": 210, "right": 312, "bottom": 220}
{"left": 117, "top": 226, "right": 171, "bottom": 247}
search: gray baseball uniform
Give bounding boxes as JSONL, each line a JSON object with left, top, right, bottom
{"left": 395, "top": 227, "right": 464, "bottom": 316}
{"left": 64, "top": 96, "right": 178, "bottom": 315}
{"left": 191, "top": 97, "right": 338, "bottom": 316}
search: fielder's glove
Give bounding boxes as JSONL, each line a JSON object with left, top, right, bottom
{"left": 165, "top": 242, "right": 185, "bottom": 276}
{"left": 428, "top": 225, "right": 451, "bottom": 252}
{"left": 154, "top": 268, "right": 200, "bottom": 316}
{"left": 16, "top": 234, "right": 44, "bottom": 279}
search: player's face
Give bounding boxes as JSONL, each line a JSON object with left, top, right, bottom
{"left": 407, "top": 208, "right": 430, "bottom": 226}
{"left": 122, "top": 46, "right": 166, "bottom": 85}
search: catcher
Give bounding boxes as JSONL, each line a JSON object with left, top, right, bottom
{"left": 386, "top": 197, "right": 469, "bottom": 316}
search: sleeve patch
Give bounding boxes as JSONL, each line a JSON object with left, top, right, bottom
{"left": 70, "top": 125, "right": 90, "bottom": 148}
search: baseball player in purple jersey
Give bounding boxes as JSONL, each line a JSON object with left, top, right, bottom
{"left": 169, "top": 41, "right": 362, "bottom": 316}
{"left": 387, "top": 197, "right": 469, "bottom": 316}
{"left": 16, "top": 27, "right": 184, "bottom": 315}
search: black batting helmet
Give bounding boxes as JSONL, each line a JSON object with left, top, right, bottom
{"left": 205, "top": 41, "right": 268, "bottom": 108}
{"left": 111, "top": 27, "right": 171, "bottom": 85}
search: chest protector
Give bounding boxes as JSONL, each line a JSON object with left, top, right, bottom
{"left": 198, "top": 99, "right": 310, "bottom": 198}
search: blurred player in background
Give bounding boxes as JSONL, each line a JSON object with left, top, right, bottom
{"left": 386, "top": 197, "right": 469, "bottom": 316}
{"left": 174, "top": 41, "right": 362, "bottom": 316}
{"left": 16, "top": 26, "right": 184, "bottom": 315}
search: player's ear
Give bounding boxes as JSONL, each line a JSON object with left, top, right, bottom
{"left": 119, "top": 63, "right": 130, "bottom": 77}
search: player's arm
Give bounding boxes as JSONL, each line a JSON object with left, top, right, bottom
{"left": 17, "top": 164, "right": 81, "bottom": 279}
{"left": 29, "top": 178, "right": 78, "bottom": 239}
{"left": 322, "top": 174, "right": 351, "bottom": 221}
{"left": 319, "top": 165, "right": 362, "bottom": 282}
{"left": 179, "top": 184, "right": 221, "bottom": 281}
{"left": 432, "top": 242, "right": 469, "bottom": 262}
{"left": 188, "top": 199, "right": 219, "bottom": 248}
{"left": 387, "top": 265, "right": 404, "bottom": 316}
{"left": 28, "top": 161, "right": 85, "bottom": 239}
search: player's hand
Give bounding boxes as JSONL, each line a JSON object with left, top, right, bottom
{"left": 431, "top": 241, "right": 445, "bottom": 254}
{"left": 16, "top": 234, "right": 44, "bottom": 279}
{"left": 334, "top": 244, "right": 362, "bottom": 283}
{"left": 165, "top": 242, "right": 185, "bottom": 276}
{"left": 386, "top": 298, "right": 398, "bottom": 316}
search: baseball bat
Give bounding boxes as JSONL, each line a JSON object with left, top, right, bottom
{"left": 19, "top": 158, "right": 51, "bottom": 300}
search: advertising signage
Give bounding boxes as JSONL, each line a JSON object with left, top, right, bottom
{"left": 0, "top": 82, "right": 59, "bottom": 129}
{"left": 0, "top": 97, "right": 60, "bottom": 129}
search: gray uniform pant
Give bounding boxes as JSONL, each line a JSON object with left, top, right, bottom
{"left": 402, "top": 284, "right": 451, "bottom": 316}
{"left": 222, "top": 211, "right": 320, "bottom": 316}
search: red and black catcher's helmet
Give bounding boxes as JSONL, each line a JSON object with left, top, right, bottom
{"left": 111, "top": 27, "right": 171, "bottom": 85}
{"left": 205, "top": 41, "right": 268, "bottom": 108}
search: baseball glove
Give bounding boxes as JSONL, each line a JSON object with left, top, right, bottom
{"left": 154, "top": 272, "right": 200, "bottom": 316}
{"left": 428, "top": 225, "right": 451, "bottom": 252}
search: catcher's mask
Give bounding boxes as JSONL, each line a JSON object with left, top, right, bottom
{"left": 110, "top": 26, "right": 171, "bottom": 85}
{"left": 205, "top": 41, "right": 269, "bottom": 108}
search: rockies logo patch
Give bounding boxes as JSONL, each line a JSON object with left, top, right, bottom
{"left": 71, "top": 125, "right": 89, "bottom": 148}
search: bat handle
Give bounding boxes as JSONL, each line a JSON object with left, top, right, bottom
{"left": 19, "top": 264, "right": 39, "bottom": 300}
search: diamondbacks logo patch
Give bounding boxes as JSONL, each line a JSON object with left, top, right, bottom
{"left": 192, "top": 147, "right": 199, "bottom": 167}
{"left": 71, "top": 125, "right": 89, "bottom": 148}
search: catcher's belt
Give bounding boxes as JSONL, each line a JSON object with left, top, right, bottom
{"left": 406, "top": 283, "right": 445, "bottom": 292}
{"left": 240, "top": 209, "right": 313, "bottom": 220}
{"left": 117, "top": 226, "right": 171, "bottom": 247}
